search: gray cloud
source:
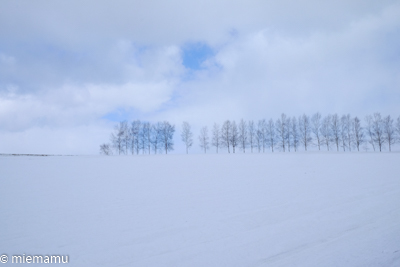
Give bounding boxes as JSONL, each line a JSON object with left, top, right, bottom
{"left": 1, "top": 0, "right": 397, "bottom": 45}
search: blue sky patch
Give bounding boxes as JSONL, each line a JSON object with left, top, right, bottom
{"left": 101, "top": 108, "right": 133, "bottom": 122}
{"left": 182, "top": 42, "right": 214, "bottom": 70}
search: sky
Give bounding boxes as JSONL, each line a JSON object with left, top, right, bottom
{"left": 0, "top": 0, "right": 399, "bottom": 154}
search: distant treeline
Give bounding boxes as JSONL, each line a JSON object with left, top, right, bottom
{"left": 100, "top": 113, "right": 400, "bottom": 155}
{"left": 100, "top": 121, "right": 175, "bottom": 155}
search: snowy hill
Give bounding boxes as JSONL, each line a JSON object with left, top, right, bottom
{"left": 1, "top": 153, "right": 399, "bottom": 266}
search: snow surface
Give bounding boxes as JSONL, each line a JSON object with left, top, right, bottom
{"left": 1, "top": 153, "right": 400, "bottom": 266}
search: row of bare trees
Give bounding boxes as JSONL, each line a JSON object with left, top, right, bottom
{"left": 100, "top": 121, "right": 175, "bottom": 155}
{"left": 100, "top": 113, "right": 399, "bottom": 155}
{"left": 181, "top": 113, "right": 400, "bottom": 153}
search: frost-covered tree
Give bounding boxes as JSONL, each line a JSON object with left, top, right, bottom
{"left": 340, "top": 115, "right": 348, "bottom": 151}
{"left": 161, "top": 121, "right": 175, "bottom": 154}
{"left": 130, "top": 120, "right": 141, "bottom": 155}
{"left": 331, "top": 114, "right": 341, "bottom": 151}
{"left": 221, "top": 120, "right": 232, "bottom": 153}
{"left": 286, "top": 116, "right": 292, "bottom": 152}
{"left": 255, "top": 128, "right": 262, "bottom": 153}
{"left": 321, "top": 115, "right": 332, "bottom": 151}
{"left": 383, "top": 115, "right": 395, "bottom": 152}
{"left": 143, "top": 122, "right": 152, "bottom": 154}
{"left": 117, "top": 121, "right": 130, "bottom": 154}
{"left": 110, "top": 121, "right": 126, "bottom": 155}
{"left": 372, "top": 113, "right": 385, "bottom": 152}
{"left": 238, "top": 119, "right": 248, "bottom": 153}
{"left": 365, "top": 115, "right": 376, "bottom": 151}
{"left": 396, "top": 116, "right": 400, "bottom": 141}
{"left": 299, "top": 114, "right": 312, "bottom": 151}
{"left": 138, "top": 122, "right": 148, "bottom": 154}
{"left": 198, "top": 126, "right": 210, "bottom": 153}
{"left": 212, "top": 123, "right": 221, "bottom": 153}
{"left": 266, "top": 118, "right": 276, "bottom": 152}
{"left": 150, "top": 122, "right": 163, "bottom": 154}
{"left": 248, "top": 120, "right": 256, "bottom": 153}
{"left": 100, "top": 143, "right": 113, "bottom": 155}
{"left": 352, "top": 117, "right": 364, "bottom": 152}
{"left": 181, "top": 121, "right": 193, "bottom": 154}
{"left": 258, "top": 119, "right": 267, "bottom": 152}
{"left": 275, "top": 114, "right": 287, "bottom": 152}
{"left": 344, "top": 114, "right": 353, "bottom": 151}
{"left": 396, "top": 116, "right": 400, "bottom": 143}
{"left": 311, "top": 112, "right": 322, "bottom": 150}
{"left": 291, "top": 116, "right": 299, "bottom": 152}
{"left": 230, "top": 121, "right": 239, "bottom": 153}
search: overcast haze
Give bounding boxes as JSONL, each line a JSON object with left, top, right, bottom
{"left": 0, "top": 0, "right": 399, "bottom": 154}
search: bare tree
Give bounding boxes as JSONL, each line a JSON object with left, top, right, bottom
{"left": 365, "top": 115, "right": 376, "bottom": 151}
{"left": 139, "top": 122, "right": 148, "bottom": 154}
{"left": 198, "top": 126, "right": 210, "bottom": 153}
{"left": 291, "top": 116, "right": 299, "bottom": 152}
{"left": 372, "top": 113, "right": 385, "bottom": 152}
{"left": 130, "top": 120, "right": 141, "bottom": 155}
{"left": 161, "top": 121, "right": 175, "bottom": 154}
{"left": 255, "top": 128, "right": 262, "bottom": 152}
{"left": 340, "top": 115, "right": 348, "bottom": 151}
{"left": 286, "top": 116, "right": 292, "bottom": 152}
{"left": 221, "top": 120, "right": 232, "bottom": 153}
{"left": 143, "top": 122, "right": 151, "bottom": 154}
{"left": 110, "top": 121, "right": 126, "bottom": 155}
{"left": 344, "top": 114, "right": 353, "bottom": 151}
{"left": 331, "top": 114, "right": 341, "bottom": 151}
{"left": 383, "top": 115, "right": 395, "bottom": 152}
{"left": 238, "top": 119, "right": 248, "bottom": 153}
{"left": 311, "top": 112, "right": 322, "bottom": 150}
{"left": 212, "top": 123, "right": 221, "bottom": 153}
{"left": 103, "top": 111, "right": 400, "bottom": 156}
{"left": 150, "top": 122, "right": 163, "bottom": 154}
{"left": 119, "top": 121, "right": 129, "bottom": 154}
{"left": 248, "top": 120, "right": 256, "bottom": 153}
{"left": 258, "top": 119, "right": 267, "bottom": 152}
{"left": 352, "top": 117, "right": 364, "bottom": 152}
{"left": 321, "top": 115, "right": 332, "bottom": 151}
{"left": 397, "top": 116, "right": 400, "bottom": 143}
{"left": 100, "top": 143, "right": 113, "bottom": 155}
{"left": 230, "top": 121, "right": 239, "bottom": 153}
{"left": 266, "top": 118, "right": 276, "bottom": 152}
{"left": 181, "top": 121, "right": 193, "bottom": 154}
{"left": 275, "top": 114, "right": 286, "bottom": 152}
{"left": 299, "top": 114, "right": 312, "bottom": 151}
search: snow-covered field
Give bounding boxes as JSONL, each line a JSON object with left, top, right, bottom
{"left": 1, "top": 153, "right": 400, "bottom": 266}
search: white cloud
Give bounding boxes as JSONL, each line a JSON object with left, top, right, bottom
{"left": 0, "top": 81, "right": 178, "bottom": 131}
{"left": 0, "top": 42, "right": 184, "bottom": 132}
{"left": 157, "top": 3, "right": 400, "bottom": 130}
